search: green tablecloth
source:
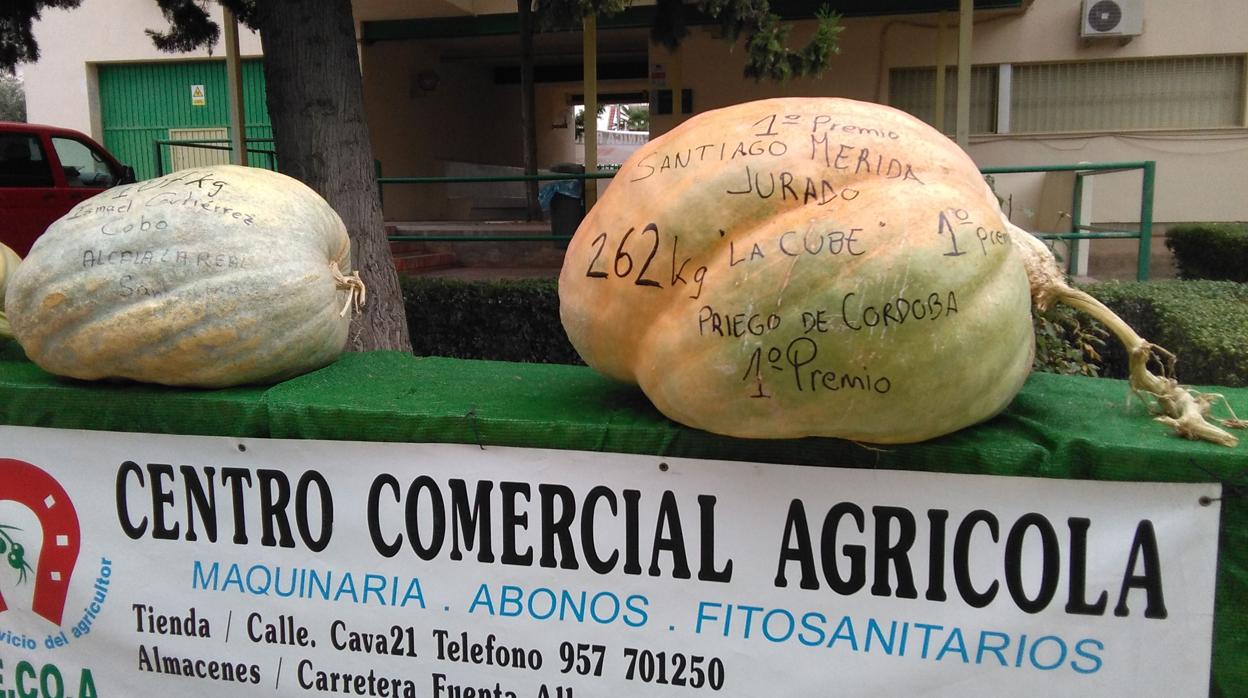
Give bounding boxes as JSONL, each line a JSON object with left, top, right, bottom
{"left": 2, "top": 343, "right": 1244, "bottom": 693}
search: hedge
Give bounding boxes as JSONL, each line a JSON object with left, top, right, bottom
{"left": 400, "top": 275, "right": 1131, "bottom": 379}
{"left": 402, "top": 276, "right": 582, "bottom": 365}
{"left": 401, "top": 276, "right": 1247, "bottom": 387}
{"left": 1165, "top": 223, "right": 1248, "bottom": 282}
{"left": 1083, "top": 280, "right": 1248, "bottom": 387}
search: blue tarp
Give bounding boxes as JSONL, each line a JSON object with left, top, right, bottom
{"left": 538, "top": 178, "right": 582, "bottom": 211}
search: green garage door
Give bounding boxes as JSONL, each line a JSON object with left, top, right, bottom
{"left": 98, "top": 60, "right": 273, "bottom": 180}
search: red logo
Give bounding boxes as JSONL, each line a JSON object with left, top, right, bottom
{"left": 0, "top": 458, "right": 82, "bottom": 625}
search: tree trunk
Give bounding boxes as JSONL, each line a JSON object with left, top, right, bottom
{"left": 251, "top": 0, "right": 411, "bottom": 352}
{"left": 518, "top": 0, "right": 542, "bottom": 221}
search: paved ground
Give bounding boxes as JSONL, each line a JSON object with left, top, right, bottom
{"left": 388, "top": 219, "right": 569, "bottom": 274}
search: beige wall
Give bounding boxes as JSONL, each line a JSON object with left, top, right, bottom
{"left": 644, "top": 2, "right": 1248, "bottom": 227}
{"left": 23, "top": 0, "right": 263, "bottom": 140}
{"left": 359, "top": 33, "right": 649, "bottom": 220}
{"left": 652, "top": 0, "right": 1247, "bottom": 114}
{"left": 362, "top": 40, "right": 517, "bottom": 219}
{"left": 971, "top": 132, "right": 1245, "bottom": 228}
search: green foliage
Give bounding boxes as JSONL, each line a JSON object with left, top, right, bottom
{"left": 402, "top": 276, "right": 1248, "bottom": 388}
{"left": 145, "top": 0, "right": 223, "bottom": 52}
{"left": 1165, "top": 223, "right": 1248, "bottom": 283}
{"left": 1, "top": 0, "right": 83, "bottom": 72}
{"left": 694, "top": 1, "right": 843, "bottom": 81}
{"left": 0, "top": 524, "right": 33, "bottom": 584}
{"left": 143, "top": 0, "right": 257, "bottom": 54}
{"left": 649, "top": 0, "right": 689, "bottom": 49}
{"left": 574, "top": 104, "right": 605, "bottom": 139}
{"left": 1032, "top": 305, "right": 1106, "bottom": 378}
{"left": 0, "top": 73, "right": 24, "bottom": 121}
{"left": 402, "top": 273, "right": 1248, "bottom": 388}
{"left": 740, "top": 6, "right": 842, "bottom": 81}
{"left": 1084, "top": 280, "right": 1248, "bottom": 387}
{"left": 1, "top": 1, "right": 259, "bottom": 70}
{"left": 537, "top": 0, "right": 631, "bottom": 32}
{"left": 401, "top": 276, "right": 583, "bottom": 365}
{"left": 621, "top": 104, "right": 649, "bottom": 131}
{"left": 401, "top": 276, "right": 1125, "bottom": 385}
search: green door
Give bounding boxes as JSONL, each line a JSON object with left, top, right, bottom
{"left": 98, "top": 60, "right": 273, "bottom": 180}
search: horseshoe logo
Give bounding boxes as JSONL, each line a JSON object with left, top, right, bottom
{"left": 0, "top": 458, "right": 82, "bottom": 625}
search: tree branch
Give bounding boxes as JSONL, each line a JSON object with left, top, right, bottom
{"left": 0, "top": 0, "right": 84, "bottom": 73}
{"left": 145, "top": 0, "right": 219, "bottom": 53}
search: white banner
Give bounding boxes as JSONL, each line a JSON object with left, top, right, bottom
{"left": 0, "top": 426, "right": 1220, "bottom": 697}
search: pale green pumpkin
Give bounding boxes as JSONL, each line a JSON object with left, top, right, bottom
{"left": 0, "top": 242, "right": 20, "bottom": 340}
{"left": 559, "top": 98, "right": 1239, "bottom": 446}
{"left": 4, "top": 165, "right": 363, "bottom": 387}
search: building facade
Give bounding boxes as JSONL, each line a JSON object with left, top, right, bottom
{"left": 23, "top": 0, "right": 1248, "bottom": 274}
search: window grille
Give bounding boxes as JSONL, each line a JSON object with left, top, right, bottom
{"left": 888, "top": 66, "right": 999, "bottom": 135}
{"left": 1010, "top": 55, "right": 1245, "bottom": 132}
{"left": 889, "top": 56, "right": 1245, "bottom": 135}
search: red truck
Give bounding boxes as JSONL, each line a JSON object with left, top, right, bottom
{"left": 1, "top": 122, "right": 136, "bottom": 256}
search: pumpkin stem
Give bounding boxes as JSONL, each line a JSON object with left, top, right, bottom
{"left": 1009, "top": 223, "right": 1240, "bottom": 448}
{"left": 331, "top": 262, "right": 367, "bottom": 317}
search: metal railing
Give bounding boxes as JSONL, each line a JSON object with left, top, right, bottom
{"left": 380, "top": 161, "right": 1157, "bottom": 279}
{"left": 378, "top": 170, "right": 616, "bottom": 244}
{"left": 981, "top": 161, "right": 1156, "bottom": 281}
{"left": 151, "top": 138, "right": 277, "bottom": 177}
{"left": 150, "top": 140, "right": 1155, "bottom": 279}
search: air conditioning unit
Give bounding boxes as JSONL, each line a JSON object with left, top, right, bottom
{"left": 1081, "top": 0, "right": 1144, "bottom": 40}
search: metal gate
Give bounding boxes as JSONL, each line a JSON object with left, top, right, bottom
{"left": 97, "top": 59, "right": 272, "bottom": 179}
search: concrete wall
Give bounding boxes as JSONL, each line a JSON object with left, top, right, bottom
{"left": 23, "top": 0, "right": 263, "bottom": 140}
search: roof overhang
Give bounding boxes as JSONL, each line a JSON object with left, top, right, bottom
{"left": 359, "top": 0, "right": 1029, "bottom": 43}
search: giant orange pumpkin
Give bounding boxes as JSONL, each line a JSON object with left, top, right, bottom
{"left": 559, "top": 98, "right": 1238, "bottom": 446}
